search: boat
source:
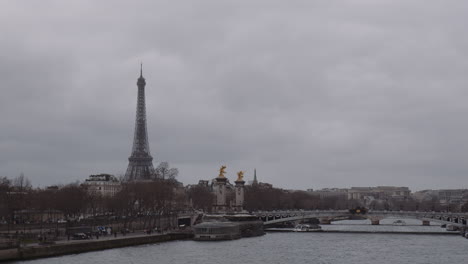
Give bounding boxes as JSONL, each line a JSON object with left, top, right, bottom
{"left": 293, "top": 224, "right": 322, "bottom": 232}
{"left": 193, "top": 221, "right": 242, "bottom": 241}
{"left": 392, "top": 220, "right": 406, "bottom": 226}
{"left": 193, "top": 214, "right": 265, "bottom": 241}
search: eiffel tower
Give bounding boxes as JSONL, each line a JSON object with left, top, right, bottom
{"left": 125, "top": 65, "right": 155, "bottom": 181}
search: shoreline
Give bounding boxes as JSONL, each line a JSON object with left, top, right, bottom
{"left": 0, "top": 232, "right": 193, "bottom": 262}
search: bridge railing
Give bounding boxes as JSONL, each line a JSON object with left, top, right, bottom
{"left": 253, "top": 210, "right": 468, "bottom": 226}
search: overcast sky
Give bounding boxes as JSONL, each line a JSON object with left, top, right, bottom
{"left": 1, "top": 0, "right": 468, "bottom": 191}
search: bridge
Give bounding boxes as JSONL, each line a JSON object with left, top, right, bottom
{"left": 253, "top": 210, "right": 468, "bottom": 227}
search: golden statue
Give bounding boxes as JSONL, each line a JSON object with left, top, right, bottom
{"left": 236, "top": 171, "right": 244, "bottom": 181}
{"left": 218, "top": 165, "right": 227, "bottom": 178}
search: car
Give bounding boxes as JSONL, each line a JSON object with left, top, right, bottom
{"left": 57, "top": 219, "right": 67, "bottom": 223}
{"left": 72, "top": 233, "right": 89, "bottom": 240}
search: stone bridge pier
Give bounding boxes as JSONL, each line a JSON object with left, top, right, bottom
{"left": 368, "top": 217, "right": 430, "bottom": 226}
{"left": 369, "top": 216, "right": 382, "bottom": 225}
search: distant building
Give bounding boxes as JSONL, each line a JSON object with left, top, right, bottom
{"left": 84, "top": 174, "right": 121, "bottom": 197}
{"left": 198, "top": 180, "right": 209, "bottom": 187}
{"left": 412, "top": 189, "right": 468, "bottom": 211}
{"left": 437, "top": 189, "right": 468, "bottom": 206}
{"left": 347, "top": 186, "right": 410, "bottom": 200}
{"left": 412, "top": 190, "right": 439, "bottom": 202}
{"left": 310, "top": 188, "right": 348, "bottom": 200}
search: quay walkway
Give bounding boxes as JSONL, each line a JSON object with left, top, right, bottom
{"left": 0, "top": 230, "right": 193, "bottom": 262}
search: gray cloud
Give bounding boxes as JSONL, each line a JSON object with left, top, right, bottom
{"left": 1, "top": 0, "right": 468, "bottom": 191}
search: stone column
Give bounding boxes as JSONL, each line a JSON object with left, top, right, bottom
{"left": 214, "top": 177, "right": 227, "bottom": 213}
{"left": 235, "top": 180, "right": 245, "bottom": 212}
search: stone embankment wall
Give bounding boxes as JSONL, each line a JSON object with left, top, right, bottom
{"left": 0, "top": 232, "right": 192, "bottom": 262}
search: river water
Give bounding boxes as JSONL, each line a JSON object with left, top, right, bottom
{"left": 13, "top": 220, "right": 468, "bottom": 264}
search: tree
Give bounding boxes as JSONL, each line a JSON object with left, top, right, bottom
{"left": 291, "top": 191, "right": 319, "bottom": 210}
{"left": 30, "top": 188, "right": 58, "bottom": 234}
{"left": 244, "top": 186, "right": 289, "bottom": 211}
{"left": 368, "top": 199, "right": 389, "bottom": 210}
{"left": 154, "top": 162, "right": 179, "bottom": 180}
{"left": 461, "top": 202, "right": 468, "bottom": 212}
{"left": 13, "top": 173, "right": 32, "bottom": 192}
{"left": 417, "top": 196, "right": 442, "bottom": 212}
{"left": 54, "top": 183, "right": 88, "bottom": 219}
{"left": 0, "top": 177, "right": 11, "bottom": 221}
{"left": 187, "top": 185, "right": 214, "bottom": 212}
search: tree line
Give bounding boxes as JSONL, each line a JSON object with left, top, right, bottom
{"left": 2, "top": 171, "right": 468, "bottom": 232}
{"left": 243, "top": 185, "right": 468, "bottom": 213}
{"left": 0, "top": 163, "right": 186, "bottom": 231}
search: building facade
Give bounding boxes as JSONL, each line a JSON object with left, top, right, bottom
{"left": 84, "top": 174, "right": 121, "bottom": 197}
{"left": 347, "top": 186, "right": 410, "bottom": 200}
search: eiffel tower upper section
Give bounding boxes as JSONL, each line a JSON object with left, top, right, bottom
{"left": 125, "top": 65, "right": 155, "bottom": 181}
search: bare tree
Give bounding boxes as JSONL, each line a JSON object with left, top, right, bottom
{"left": 13, "top": 173, "right": 32, "bottom": 192}
{"left": 154, "top": 162, "right": 179, "bottom": 180}
{"left": 187, "top": 185, "right": 214, "bottom": 212}
{"left": 461, "top": 202, "right": 468, "bottom": 212}
{"left": 54, "top": 183, "right": 88, "bottom": 220}
{"left": 0, "top": 177, "right": 11, "bottom": 223}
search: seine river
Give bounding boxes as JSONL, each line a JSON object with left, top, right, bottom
{"left": 13, "top": 220, "right": 468, "bottom": 264}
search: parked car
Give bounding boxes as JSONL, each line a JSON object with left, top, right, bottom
{"left": 72, "top": 233, "right": 89, "bottom": 240}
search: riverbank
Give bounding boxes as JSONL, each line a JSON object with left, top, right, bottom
{"left": 0, "top": 231, "right": 193, "bottom": 262}
{"left": 264, "top": 228, "right": 460, "bottom": 235}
